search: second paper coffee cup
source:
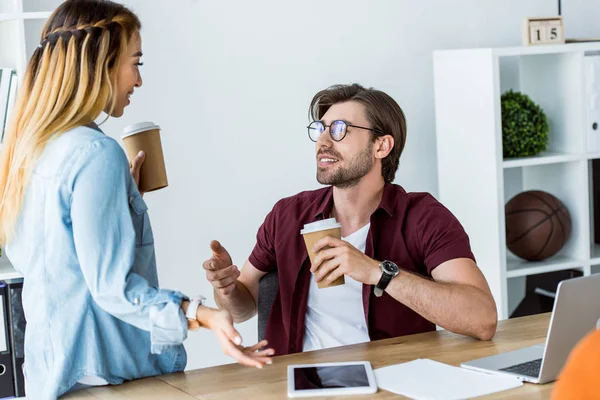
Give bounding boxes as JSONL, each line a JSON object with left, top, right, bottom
{"left": 122, "top": 121, "right": 168, "bottom": 193}
{"left": 301, "top": 218, "right": 345, "bottom": 288}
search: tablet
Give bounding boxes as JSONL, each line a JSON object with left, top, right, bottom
{"left": 287, "top": 361, "right": 378, "bottom": 398}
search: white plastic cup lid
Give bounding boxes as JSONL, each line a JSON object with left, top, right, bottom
{"left": 300, "top": 218, "right": 342, "bottom": 235}
{"left": 122, "top": 121, "right": 160, "bottom": 138}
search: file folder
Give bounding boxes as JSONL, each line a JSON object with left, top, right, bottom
{"left": 6, "top": 279, "right": 25, "bottom": 397}
{"left": 584, "top": 53, "right": 600, "bottom": 153}
{"left": 0, "top": 281, "right": 15, "bottom": 398}
{"left": 0, "top": 69, "right": 14, "bottom": 143}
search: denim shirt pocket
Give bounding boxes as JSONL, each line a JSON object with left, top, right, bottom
{"left": 129, "top": 192, "right": 154, "bottom": 248}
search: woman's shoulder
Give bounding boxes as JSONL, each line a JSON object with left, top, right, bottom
{"left": 58, "top": 124, "right": 117, "bottom": 153}
{"left": 39, "top": 125, "right": 127, "bottom": 178}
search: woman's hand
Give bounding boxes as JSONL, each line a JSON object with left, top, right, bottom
{"left": 129, "top": 150, "right": 145, "bottom": 195}
{"left": 199, "top": 307, "right": 274, "bottom": 368}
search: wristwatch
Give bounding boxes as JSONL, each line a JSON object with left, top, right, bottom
{"left": 185, "top": 295, "right": 206, "bottom": 321}
{"left": 374, "top": 260, "right": 400, "bottom": 297}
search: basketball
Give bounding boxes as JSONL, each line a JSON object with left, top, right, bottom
{"left": 505, "top": 190, "right": 571, "bottom": 261}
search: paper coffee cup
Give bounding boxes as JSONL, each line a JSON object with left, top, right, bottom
{"left": 301, "top": 218, "right": 345, "bottom": 288}
{"left": 122, "top": 121, "right": 168, "bottom": 193}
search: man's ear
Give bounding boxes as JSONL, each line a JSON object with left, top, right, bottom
{"left": 375, "top": 135, "right": 394, "bottom": 159}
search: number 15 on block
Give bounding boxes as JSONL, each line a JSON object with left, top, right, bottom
{"left": 523, "top": 17, "right": 565, "bottom": 46}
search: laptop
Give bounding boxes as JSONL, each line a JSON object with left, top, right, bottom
{"left": 461, "top": 273, "right": 600, "bottom": 384}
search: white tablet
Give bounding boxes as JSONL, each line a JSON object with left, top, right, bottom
{"left": 287, "top": 361, "right": 378, "bottom": 398}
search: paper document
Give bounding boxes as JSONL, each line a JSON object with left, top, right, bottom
{"left": 0, "top": 294, "right": 6, "bottom": 352}
{"left": 374, "top": 359, "right": 522, "bottom": 400}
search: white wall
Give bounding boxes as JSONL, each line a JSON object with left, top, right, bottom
{"left": 97, "top": 0, "right": 599, "bottom": 370}
{"left": 563, "top": 0, "right": 600, "bottom": 40}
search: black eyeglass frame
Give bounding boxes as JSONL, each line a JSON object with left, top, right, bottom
{"left": 306, "top": 120, "right": 388, "bottom": 142}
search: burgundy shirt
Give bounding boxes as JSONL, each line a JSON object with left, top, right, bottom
{"left": 249, "top": 183, "right": 475, "bottom": 355}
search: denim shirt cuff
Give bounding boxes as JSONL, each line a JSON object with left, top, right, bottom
{"left": 149, "top": 290, "right": 188, "bottom": 354}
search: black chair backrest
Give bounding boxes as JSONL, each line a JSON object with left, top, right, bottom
{"left": 257, "top": 271, "right": 279, "bottom": 342}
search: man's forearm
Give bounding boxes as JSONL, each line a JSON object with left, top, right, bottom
{"left": 214, "top": 281, "right": 257, "bottom": 323}
{"left": 385, "top": 270, "right": 498, "bottom": 340}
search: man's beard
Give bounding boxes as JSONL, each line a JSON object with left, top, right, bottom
{"left": 317, "top": 143, "right": 374, "bottom": 189}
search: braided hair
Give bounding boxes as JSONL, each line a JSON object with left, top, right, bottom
{"left": 0, "top": 0, "right": 141, "bottom": 245}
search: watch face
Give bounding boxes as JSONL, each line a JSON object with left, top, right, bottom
{"left": 382, "top": 261, "right": 400, "bottom": 275}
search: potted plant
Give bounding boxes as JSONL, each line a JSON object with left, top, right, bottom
{"left": 501, "top": 90, "right": 549, "bottom": 158}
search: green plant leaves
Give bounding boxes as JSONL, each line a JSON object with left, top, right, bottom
{"left": 501, "top": 90, "right": 549, "bottom": 158}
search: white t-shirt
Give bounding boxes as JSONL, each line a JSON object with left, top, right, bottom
{"left": 302, "top": 223, "right": 371, "bottom": 352}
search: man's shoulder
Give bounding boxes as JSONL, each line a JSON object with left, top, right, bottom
{"left": 392, "top": 185, "right": 461, "bottom": 228}
{"left": 406, "top": 191, "right": 441, "bottom": 209}
{"left": 398, "top": 186, "right": 467, "bottom": 245}
{"left": 392, "top": 184, "right": 443, "bottom": 214}
{"left": 271, "top": 186, "right": 330, "bottom": 214}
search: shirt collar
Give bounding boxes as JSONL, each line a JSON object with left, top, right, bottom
{"left": 85, "top": 121, "right": 103, "bottom": 133}
{"left": 314, "top": 186, "right": 334, "bottom": 219}
{"left": 313, "top": 182, "right": 398, "bottom": 219}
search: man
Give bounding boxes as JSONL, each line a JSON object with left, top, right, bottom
{"left": 203, "top": 83, "right": 498, "bottom": 356}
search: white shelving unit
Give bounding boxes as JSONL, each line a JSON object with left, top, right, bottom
{"left": 0, "top": 0, "right": 59, "bottom": 282}
{"left": 433, "top": 42, "right": 600, "bottom": 320}
{"left": 0, "top": 255, "right": 20, "bottom": 279}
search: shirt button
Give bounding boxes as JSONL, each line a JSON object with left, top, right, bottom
{"left": 133, "top": 297, "right": 140, "bottom": 305}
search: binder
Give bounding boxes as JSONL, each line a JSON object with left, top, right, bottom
{"left": 2, "top": 72, "right": 18, "bottom": 143}
{"left": 6, "top": 279, "right": 25, "bottom": 397}
{"left": 0, "top": 281, "right": 15, "bottom": 398}
{"left": 0, "top": 69, "right": 14, "bottom": 143}
{"left": 584, "top": 53, "right": 600, "bottom": 153}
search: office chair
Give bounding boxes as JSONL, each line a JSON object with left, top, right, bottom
{"left": 257, "top": 271, "right": 278, "bottom": 342}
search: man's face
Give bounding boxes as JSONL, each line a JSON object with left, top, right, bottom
{"left": 315, "top": 101, "right": 375, "bottom": 189}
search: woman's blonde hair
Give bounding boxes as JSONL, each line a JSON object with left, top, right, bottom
{"left": 0, "top": 0, "right": 140, "bottom": 245}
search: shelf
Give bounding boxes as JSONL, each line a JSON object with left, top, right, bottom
{"left": 506, "top": 255, "right": 584, "bottom": 278}
{"left": 22, "top": 0, "right": 60, "bottom": 13}
{"left": 434, "top": 41, "right": 600, "bottom": 319}
{"left": 0, "top": 19, "right": 21, "bottom": 71}
{"left": 24, "top": 18, "right": 45, "bottom": 61}
{"left": 584, "top": 152, "right": 600, "bottom": 160}
{"left": 0, "top": 256, "right": 21, "bottom": 280}
{"left": 0, "top": 2, "right": 16, "bottom": 14}
{"left": 22, "top": 11, "right": 50, "bottom": 19}
{"left": 0, "top": 11, "right": 50, "bottom": 20}
{"left": 436, "top": 42, "right": 600, "bottom": 58}
{"left": 590, "top": 243, "right": 600, "bottom": 263}
{"left": 0, "top": 13, "right": 18, "bottom": 21}
{"left": 503, "top": 152, "right": 583, "bottom": 168}
{"left": 494, "top": 42, "right": 600, "bottom": 57}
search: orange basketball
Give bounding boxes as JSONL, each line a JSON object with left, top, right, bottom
{"left": 505, "top": 190, "right": 571, "bottom": 261}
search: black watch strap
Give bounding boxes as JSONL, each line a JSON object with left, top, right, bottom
{"left": 376, "top": 272, "right": 392, "bottom": 290}
{"left": 374, "top": 260, "right": 399, "bottom": 297}
{"left": 375, "top": 273, "right": 393, "bottom": 295}
{"left": 374, "top": 271, "right": 392, "bottom": 297}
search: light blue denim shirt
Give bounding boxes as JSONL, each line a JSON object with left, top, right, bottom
{"left": 5, "top": 123, "right": 188, "bottom": 399}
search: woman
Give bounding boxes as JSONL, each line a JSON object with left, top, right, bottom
{"left": 0, "top": 1, "right": 272, "bottom": 398}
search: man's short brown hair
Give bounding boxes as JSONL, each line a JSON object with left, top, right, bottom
{"left": 309, "top": 83, "right": 407, "bottom": 183}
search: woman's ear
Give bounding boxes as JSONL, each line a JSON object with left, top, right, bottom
{"left": 375, "top": 135, "right": 394, "bottom": 159}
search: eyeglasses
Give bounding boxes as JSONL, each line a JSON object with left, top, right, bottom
{"left": 307, "top": 120, "right": 387, "bottom": 142}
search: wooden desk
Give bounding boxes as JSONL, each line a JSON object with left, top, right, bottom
{"left": 63, "top": 313, "right": 554, "bottom": 399}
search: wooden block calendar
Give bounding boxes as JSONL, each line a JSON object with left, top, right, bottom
{"left": 523, "top": 17, "right": 565, "bottom": 46}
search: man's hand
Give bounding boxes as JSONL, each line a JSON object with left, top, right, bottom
{"left": 310, "top": 236, "right": 381, "bottom": 286}
{"left": 201, "top": 307, "right": 274, "bottom": 368}
{"left": 203, "top": 240, "right": 241, "bottom": 296}
{"left": 129, "top": 150, "right": 146, "bottom": 195}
